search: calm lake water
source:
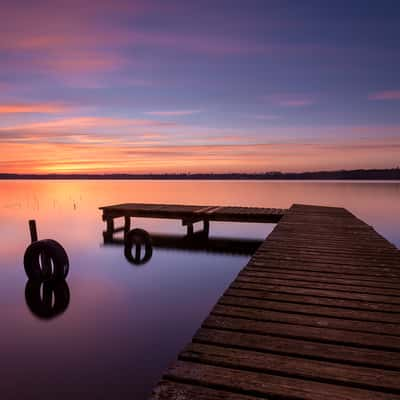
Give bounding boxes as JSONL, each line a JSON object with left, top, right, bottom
{"left": 1, "top": 180, "right": 399, "bottom": 399}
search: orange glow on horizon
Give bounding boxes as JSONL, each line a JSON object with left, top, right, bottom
{"left": 0, "top": 103, "right": 68, "bottom": 114}
{"left": 1, "top": 138, "right": 399, "bottom": 174}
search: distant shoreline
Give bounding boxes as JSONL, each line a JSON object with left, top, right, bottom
{"left": 1, "top": 169, "right": 400, "bottom": 180}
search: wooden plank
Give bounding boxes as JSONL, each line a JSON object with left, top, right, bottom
{"left": 259, "top": 242, "right": 399, "bottom": 258}
{"left": 150, "top": 381, "right": 261, "bottom": 400}
{"left": 195, "top": 328, "right": 400, "bottom": 370}
{"left": 241, "top": 268, "right": 400, "bottom": 289}
{"left": 227, "top": 285, "right": 400, "bottom": 313}
{"left": 204, "top": 315, "right": 400, "bottom": 351}
{"left": 255, "top": 246, "right": 400, "bottom": 262}
{"left": 252, "top": 253, "right": 400, "bottom": 268}
{"left": 211, "top": 304, "right": 400, "bottom": 336}
{"left": 235, "top": 274, "right": 400, "bottom": 297}
{"left": 247, "top": 259, "right": 400, "bottom": 279}
{"left": 180, "top": 343, "right": 400, "bottom": 392}
{"left": 221, "top": 292, "right": 400, "bottom": 323}
{"left": 149, "top": 203, "right": 400, "bottom": 399}
{"left": 229, "top": 281, "right": 400, "bottom": 305}
{"left": 266, "top": 233, "right": 397, "bottom": 249}
{"left": 100, "top": 202, "right": 286, "bottom": 224}
{"left": 164, "top": 361, "right": 400, "bottom": 400}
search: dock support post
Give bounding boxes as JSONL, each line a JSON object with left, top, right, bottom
{"left": 103, "top": 215, "right": 114, "bottom": 242}
{"left": 185, "top": 219, "right": 209, "bottom": 237}
{"left": 203, "top": 219, "right": 210, "bottom": 237}
{"left": 124, "top": 216, "right": 131, "bottom": 238}
{"left": 106, "top": 217, "right": 114, "bottom": 234}
{"left": 29, "top": 220, "right": 38, "bottom": 243}
{"left": 187, "top": 223, "right": 194, "bottom": 236}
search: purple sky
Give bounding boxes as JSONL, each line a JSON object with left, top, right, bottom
{"left": 1, "top": 0, "right": 399, "bottom": 173}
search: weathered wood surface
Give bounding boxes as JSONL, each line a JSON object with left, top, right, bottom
{"left": 100, "top": 202, "right": 286, "bottom": 223}
{"left": 150, "top": 204, "right": 400, "bottom": 400}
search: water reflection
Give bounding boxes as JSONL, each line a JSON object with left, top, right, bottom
{"left": 2, "top": 181, "right": 399, "bottom": 399}
{"left": 124, "top": 228, "right": 153, "bottom": 265}
{"left": 25, "top": 279, "right": 70, "bottom": 319}
{"left": 104, "top": 230, "right": 263, "bottom": 257}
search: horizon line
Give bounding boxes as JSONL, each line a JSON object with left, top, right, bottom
{"left": 1, "top": 168, "right": 400, "bottom": 180}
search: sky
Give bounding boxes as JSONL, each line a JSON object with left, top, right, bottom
{"left": 0, "top": 0, "right": 400, "bottom": 173}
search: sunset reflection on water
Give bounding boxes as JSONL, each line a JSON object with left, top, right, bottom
{"left": 0, "top": 180, "right": 399, "bottom": 399}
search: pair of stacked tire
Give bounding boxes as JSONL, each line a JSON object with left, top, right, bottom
{"left": 24, "top": 239, "right": 70, "bottom": 319}
{"left": 24, "top": 239, "right": 69, "bottom": 280}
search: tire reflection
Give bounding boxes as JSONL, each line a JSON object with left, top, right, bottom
{"left": 23, "top": 232, "right": 70, "bottom": 320}
{"left": 124, "top": 228, "right": 153, "bottom": 265}
{"left": 25, "top": 279, "right": 70, "bottom": 319}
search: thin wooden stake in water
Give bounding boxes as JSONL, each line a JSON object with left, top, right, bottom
{"left": 29, "top": 220, "right": 38, "bottom": 243}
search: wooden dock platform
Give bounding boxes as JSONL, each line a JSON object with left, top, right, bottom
{"left": 100, "top": 203, "right": 286, "bottom": 238}
{"left": 148, "top": 203, "right": 400, "bottom": 400}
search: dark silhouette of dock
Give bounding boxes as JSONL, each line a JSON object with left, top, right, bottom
{"left": 100, "top": 203, "right": 285, "bottom": 239}
{"left": 104, "top": 233, "right": 263, "bottom": 256}
{"left": 100, "top": 202, "right": 400, "bottom": 399}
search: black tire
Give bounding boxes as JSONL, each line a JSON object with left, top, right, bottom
{"left": 24, "top": 239, "right": 69, "bottom": 280}
{"left": 25, "top": 279, "right": 70, "bottom": 319}
{"left": 124, "top": 229, "right": 153, "bottom": 265}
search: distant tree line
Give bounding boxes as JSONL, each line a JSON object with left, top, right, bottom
{"left": 1, "top": 168, "right": 400, "bottom": 180}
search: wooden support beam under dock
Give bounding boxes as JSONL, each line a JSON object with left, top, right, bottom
{"left": 149, "top": 203, "right": 400, "bottom": 400}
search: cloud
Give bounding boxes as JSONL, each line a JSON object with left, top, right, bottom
{"left": 254, "top": 115, "right": 280, "bottom": 120}
{"left": 368, "top": 90, "right": 400, "bottom": 101}
{"left": 0, "top": 116, "right": 177, "bottom": 134}
{"left": 279, "top": 99, "right": 314, "bottom": 107}
{"left": 0, "top": 25, "right": 269, "bottom": 57}
{"left": 1, "top": 135, "right": 399, "bottom": 174}
{"left": 264, "top": 94, "right": 315, "bottom": 107}
{"left": 0, "top": 103, "right": 68, "bottom": 114}
{"left": 144, "top": 110, "right": 202, "bottom": 117}
{"left": 41, "top": 52, "right": 126, "bottom": 74}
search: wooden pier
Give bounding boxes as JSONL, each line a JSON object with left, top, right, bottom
{"left": 143, "top": 203, "right": 400, "bottom": 400}
{"left": 100, "top": 203, "right": 286, "bottom": 239}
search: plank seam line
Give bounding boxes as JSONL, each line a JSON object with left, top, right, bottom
{"left": 219, "top": 297, "right": 400, "bottom": 324}
{"left": 240, "top": 273, "right": 400, "bottom": 289}
{"left": 252, "top": 257, "right": 400, "bottom": 269}
{"left": 202, "top": 324, "right": 400, "bottom": 352}
{"left": 161, "top": 375, "right": 284, "bottom": 400}
{"left": 234, "top": 278, "right": 400, "bottom": 298}
{"left": 223, "top": 293, "right": 400, "bottom": 314}
{"left": 210, "top": 310, "right": 400, "bottom": 337}
{"left": 250, "top": 255, "right": 400, "bottom": 263}
{"left": 245, "top": 266, "right": 400, "bottom": 280}
{"left": 176, "top": 356, "right": 400, "bottom": 395}
{"left": 230, "top": 284, "right": 400, "bottom": 305}
{"left": 236, "top": 271, "right": 400, "bottom": 297}
{"left": 192, "top": 338, "right": 400, "bottom": 372}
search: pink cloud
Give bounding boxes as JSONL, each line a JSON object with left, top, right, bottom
{"left": 0, "top": 103, "right": 68, "bottom": 114}
{"left": 254, "top": 115, "right": 280, "bottom": 120}
{"left": 368, "top": 90, "right": 400, "bottom": 101}
{"left": 42, "top": 52, "right": 125, "bottom": 73}
{"left": 1, "top": 29, "right": 269, "bottom": 57}
{"left": 126, "top": 31, "right": 268, "bottom": 55}
{"left": 144, "top": 110, "right": 202, "bottom": 117}
{"left": 279, "top": 99, "right": 314, "bottom": 107}
{"left": 264, "top": 94, "right": 315, "bottom": 107}
{"left": 0, "top": 116, "right": 177, "bottom": 136}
